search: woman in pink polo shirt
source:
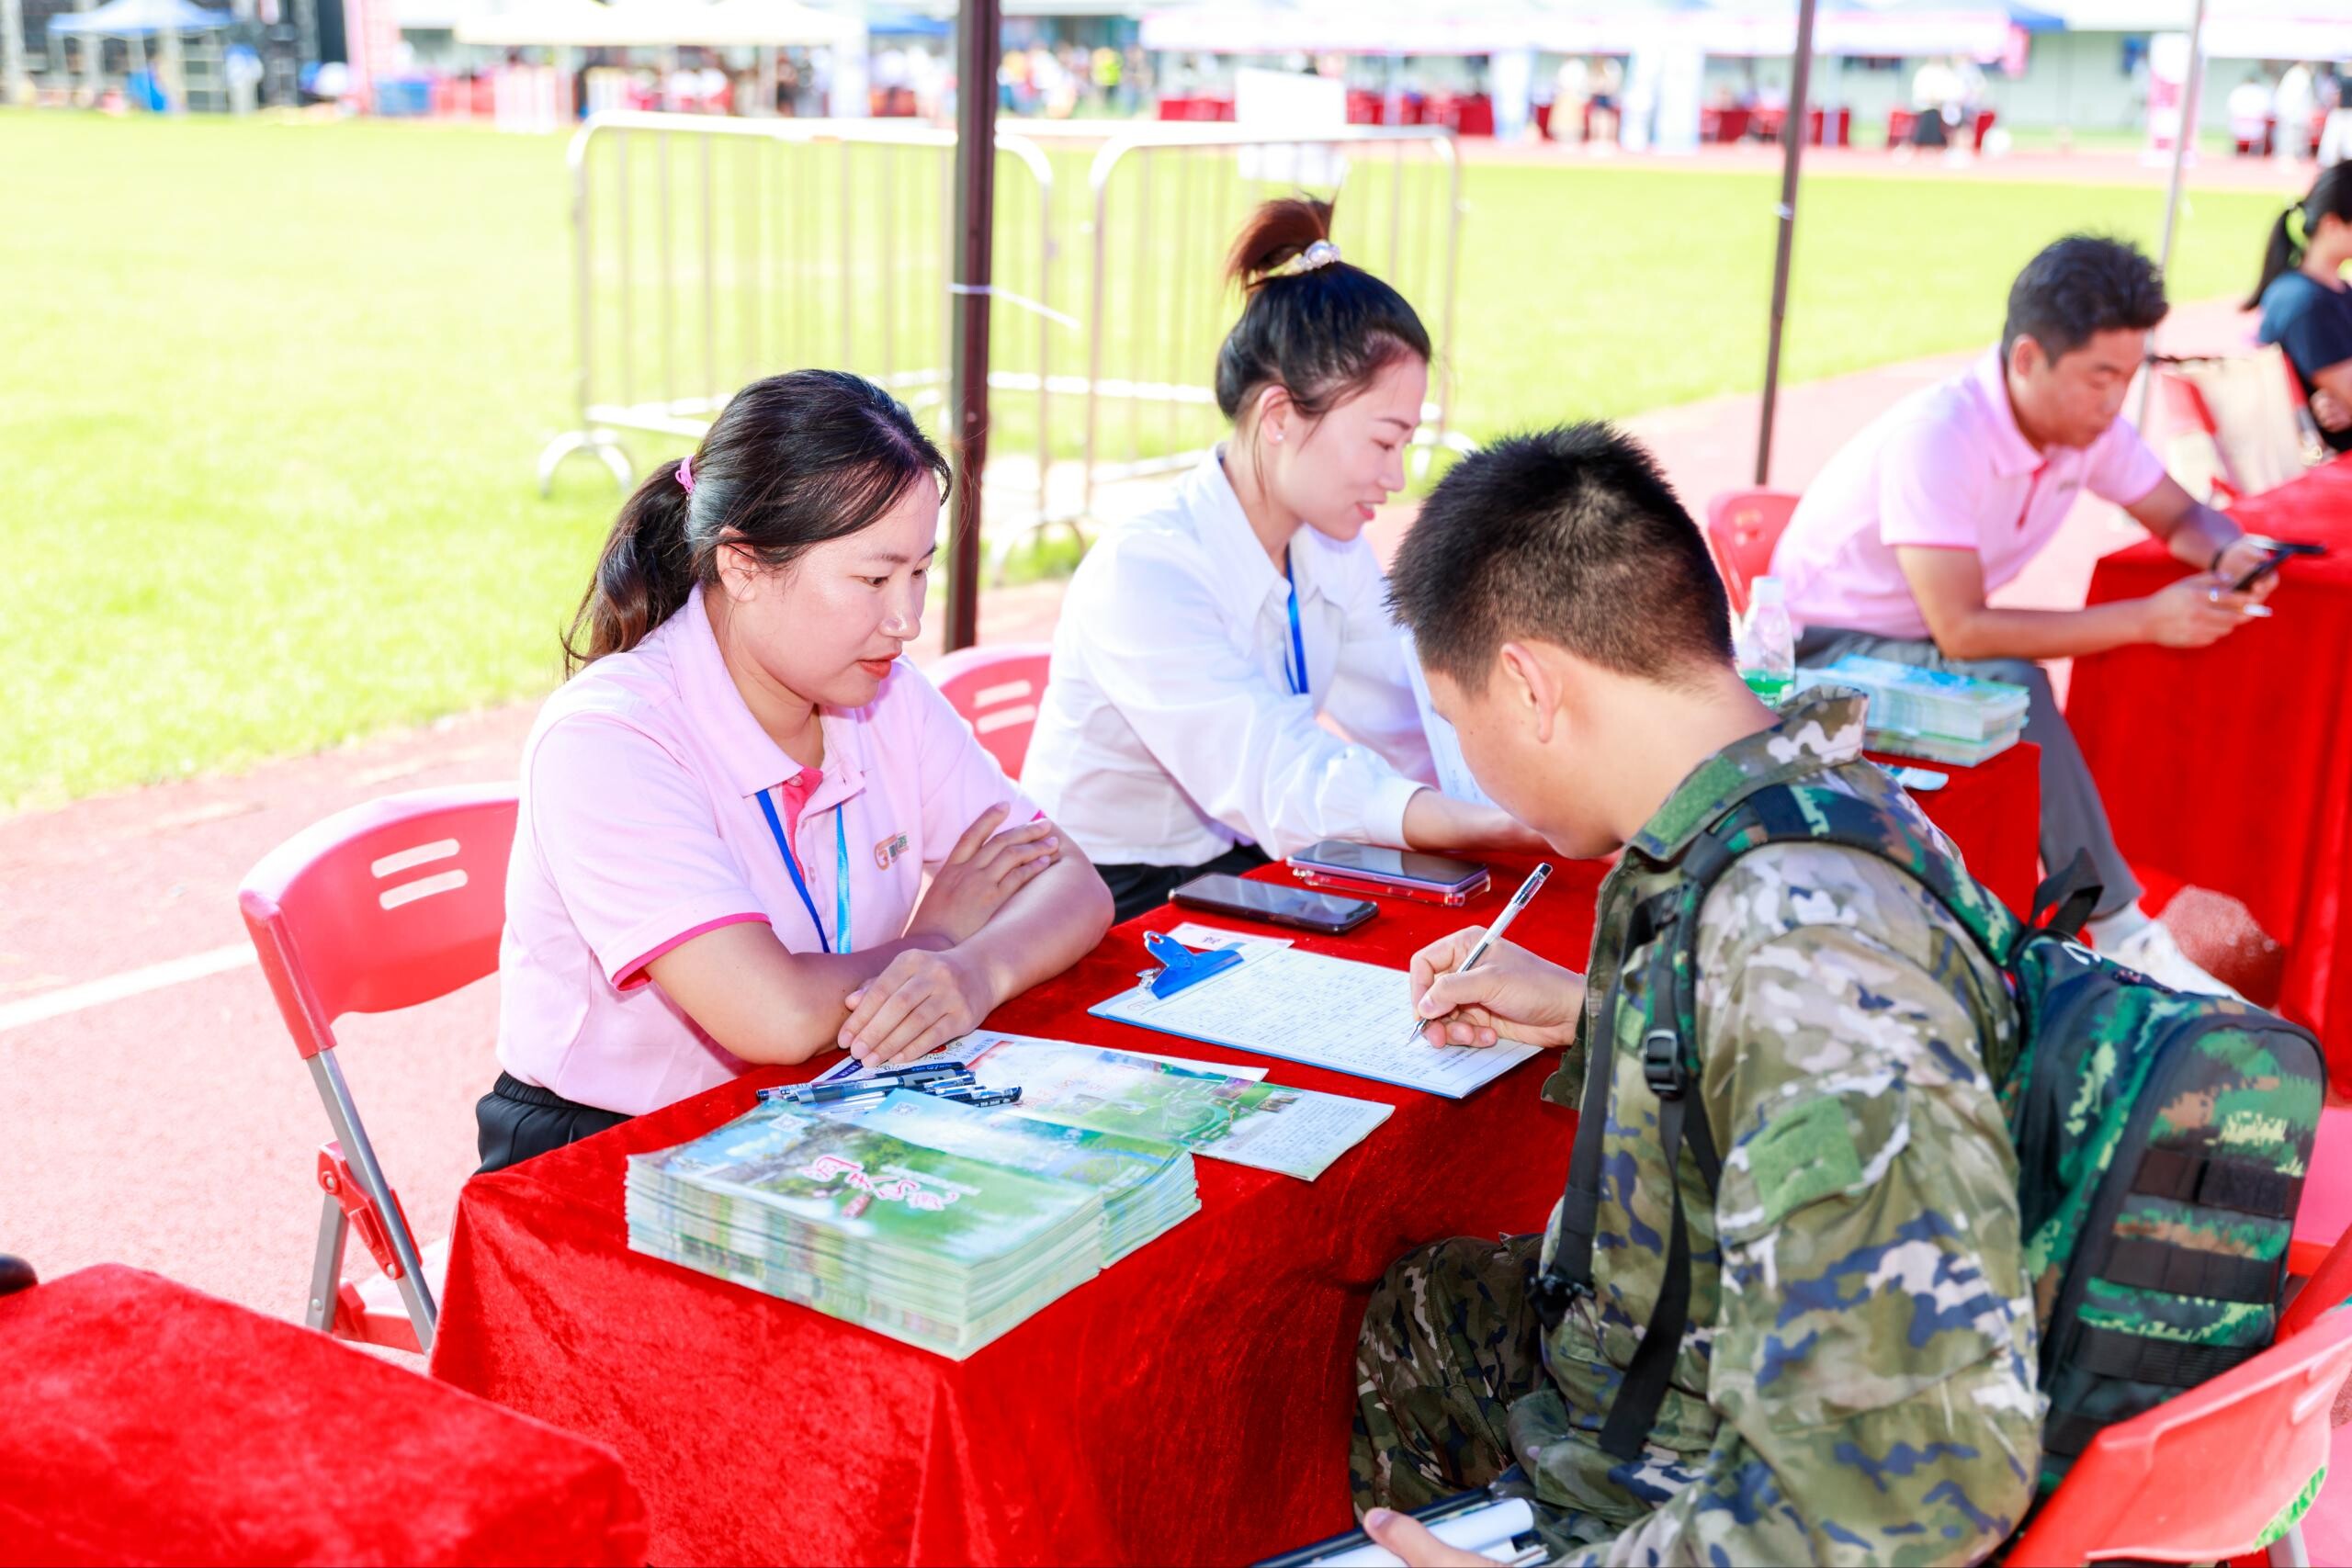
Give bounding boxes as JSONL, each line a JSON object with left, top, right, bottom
{"left": 481, "top": 370, "right": 1114, "bottom": 1172}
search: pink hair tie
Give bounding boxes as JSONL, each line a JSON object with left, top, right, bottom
{"left": 677, "top": 454, "right": 696, "bottom": 495}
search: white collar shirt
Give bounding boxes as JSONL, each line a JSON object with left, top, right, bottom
{"left": 1022, "top": 451, "right": 1435, "bottom": 866}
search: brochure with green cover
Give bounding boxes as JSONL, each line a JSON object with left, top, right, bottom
{"left": 631, "top": 1099, "right": 1102, "bottom": 1268}
{"left": 943, "top": 1032, "right": 1392, "bottom": 1181}
{"left": 819, "top": 1090, "right": 1199, "bottom": 1260}
{"left": 625, "top": 1098, "right": 1114, "bottom": 1358}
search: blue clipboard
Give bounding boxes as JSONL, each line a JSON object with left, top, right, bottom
{"left": 1138, "top": 931, "right": 1244, "bottom": 999}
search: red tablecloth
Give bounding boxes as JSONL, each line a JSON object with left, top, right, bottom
{"left": 1874, "top": 742, "right": 2041, "bottom": 918}
{"left": 426, "top": 752, "right": 2034, "bottom": 1566}
{"left": 432, "top": 869, "right": 1587, "bottom": 1568}
{"left": 0, "top": 1264, "right": 648, "bottom": 1568}
{"left": 2069, "top": 457, "right": 2352, "bottom": 1084}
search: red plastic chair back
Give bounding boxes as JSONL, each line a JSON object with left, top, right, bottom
{"left": 925, "top": 644, "right": 1054, "bottom": 781}
{"left": 1704, "top": 489, "right": 1800, "bottom": 616}
{"left": 2281, "top": 1224, "right": 2352, "bottom": 1342}
{"left": 239, "top": 784, "right": 519, "bottom": 1058}
{"left": 2003, "top": 1308, "right": 2352, "bottom": 1564}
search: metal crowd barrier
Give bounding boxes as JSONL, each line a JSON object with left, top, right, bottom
{"left": 538, "top": 115, "right": 1466, "bottom": 569}
{"left": 538, "top": 112, "right": 1069, "bottom": 579}
{"left": 1073, "top": 124, "right": 1468, "bottom": 520}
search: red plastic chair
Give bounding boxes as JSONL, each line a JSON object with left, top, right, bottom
{"left": 2289, "top": 1104, "right": 2352, "bottom": 1280}
{"left": 2003, "top": 1308, "right": 2352, "bottom": 1565}
{"left": 926, "top": 644, "right": 1053, "bottom": 780}
{"left": 1703, "top": 489, "right": 1801, "bottom": 616}
{"left": 238, "top": 784, "right": 519, "bottom": 1355}
{"left": 2281, "top": 1224, "right": 2352, "bottom": 1343}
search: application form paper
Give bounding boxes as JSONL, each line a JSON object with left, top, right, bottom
{"left": 1091, "top": 943, "right": 1537, "bottom": 1100}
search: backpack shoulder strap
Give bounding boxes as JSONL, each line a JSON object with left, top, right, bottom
{"left": 1592, "top": 781, "right": 2024, "bottom": 1461}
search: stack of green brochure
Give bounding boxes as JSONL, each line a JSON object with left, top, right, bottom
{"left": 818, "top": 1090, "right": 1198, "bottom": 1263}
{"left": 1794, "top": 654, "right": 2029, "bottom": 765}
{"left": 625, "top": 1096, "right": 1119, "bottom": 1359}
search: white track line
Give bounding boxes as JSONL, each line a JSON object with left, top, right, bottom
{"left": 0, "top": 944, "right": 256, "bottom": 1035}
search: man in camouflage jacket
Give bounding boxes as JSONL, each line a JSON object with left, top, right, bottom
{"left": 1356, "top": 424, "right": 2043, "bottom": 1567}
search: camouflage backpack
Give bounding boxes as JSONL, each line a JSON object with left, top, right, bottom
{"left": 1537, "top": 782, "right": 2325, "bottom": 1494}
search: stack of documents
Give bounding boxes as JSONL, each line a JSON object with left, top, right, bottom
{"left": 1795, "top": 654, "right": 2029, "bottom": 765}
{"left": 818, "top": 1089, "right": 1198, "bottom": 1263}
{"left": 626, "top": 1095, "right": 1131, "bottom": 1359}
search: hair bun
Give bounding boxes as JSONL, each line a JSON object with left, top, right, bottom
{"left": 1226, "top": 196, "right": 1339, "bottom": 292}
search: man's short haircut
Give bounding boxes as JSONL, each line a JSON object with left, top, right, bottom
{"left": 2001, "top": 234, "right": 2168, "bottom": 364}
{"left": 1389, "top": 423, "right": 1734, "bottom": 694}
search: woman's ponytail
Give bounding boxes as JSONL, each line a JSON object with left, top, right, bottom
{"left": 2246, "top": 205, "right": 2303, "bottom": 311}
{"left": 565, "top": 458, "right": 697, "bottom": 675}
{"left": 560, "top": 369, "right": 950, "bottom": 676}
{"left": 1214, "top": 196, "right": 1432, "bottom": 425}
{"left": 2249, "top": 164, "right": 2352, "bottom": 310}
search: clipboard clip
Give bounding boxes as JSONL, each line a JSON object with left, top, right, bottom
{"left": 1140, "top": 931, "right": 1243, "bottom": 999}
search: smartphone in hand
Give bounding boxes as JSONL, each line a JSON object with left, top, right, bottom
{"left": 2231, "top": 540, "right": 2328, "bottom": 594}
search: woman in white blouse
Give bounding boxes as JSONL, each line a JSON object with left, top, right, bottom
{"left": 1023, "top": 197, "right": 1532, "bottom": 920}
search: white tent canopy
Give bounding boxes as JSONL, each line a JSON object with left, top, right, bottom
{"left": 455, "top": 0, "right": 856, "bottom": 49}
{"left": 1140, "top": 0, "right": 2052, "bottom": 62}
{"left": 48, "top": 0, "right": 228, "bottom": 35}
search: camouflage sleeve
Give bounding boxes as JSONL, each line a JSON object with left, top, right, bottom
{"left": 1559, "top": 845, "right": 2044, "bottom": 1568}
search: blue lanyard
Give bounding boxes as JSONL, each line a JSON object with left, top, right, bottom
{"left": 1282, "top": 547, "right": 1308, "bottom": 698}
{"left": 755, "top": 787, "right": 852, "bottom": 955}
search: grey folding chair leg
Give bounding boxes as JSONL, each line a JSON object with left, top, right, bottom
{"left": 306, "top": 1049, "right": 437, "bottom": 1352}
{"left": 2269, "top": 1522, "right": 2312, "bottom": 1568}
{"left": 307, "top": 1190, "right": 348, "bottom": 1333}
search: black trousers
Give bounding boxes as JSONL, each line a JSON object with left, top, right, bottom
{"left": 475, "top": 1072, "right": 631, "bottom": 1175}
{"left": 1095, "top": 842, "right": 1271, "bottom": 925}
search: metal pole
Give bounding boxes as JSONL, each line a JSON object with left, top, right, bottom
{"left": 945, "top": 0, "right": 999, "bottom": 652}
{"left": 1753, "top": 0, "right": 1818, "bottom": 487}
{"left": 2, "top": 0, "right": 29, "bottom": 107}
{"left": 2135, "top": 0, "right": 2208, "bottom": 437}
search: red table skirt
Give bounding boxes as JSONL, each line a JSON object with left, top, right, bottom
{"left": 1875, "top": 742, "right": 2040, "bottom": 918}
{"left": 0, "top": 1265, "right": 648, "bottom": 1568}
{"left": 427, "top": 762, "right": 2035, "bottom": 1565}
{"left": 2068, "top": 458, "right": 2352, "bottom": 1083}
{"left": 433, "top": 869, "right": 1589, "bottom": 1567}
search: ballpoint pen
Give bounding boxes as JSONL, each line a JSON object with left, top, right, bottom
{"left": 1406, "top": 862, "right": 1554, "bottom": 1047}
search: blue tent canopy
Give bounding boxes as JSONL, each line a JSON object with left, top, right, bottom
{"left": 866, "top": 9, "right": 953, "bottom": 37}
{"left": 49, "top": 0, "right": 231, "bottom": 36}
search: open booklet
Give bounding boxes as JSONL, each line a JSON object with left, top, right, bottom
{"left": 814, "top": 1031, "right": 1391, "bottom": 1181}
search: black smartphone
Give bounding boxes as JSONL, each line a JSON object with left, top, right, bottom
{"left": 1170, "top": 873, "right": 1376, "bottom": 935}
{"left": 2231, "top": 540, "right": 2329, "bottom": 593}
{"left": 1289, "top": 840, "right": 1490, "bottom": 900}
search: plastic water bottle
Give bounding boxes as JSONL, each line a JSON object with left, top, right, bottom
{"left": 1739, "top": 577, "right": 1796, "bottom": 706}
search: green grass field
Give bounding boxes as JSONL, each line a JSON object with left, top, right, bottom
{"left": 0, "top": 110, "right": 2290, "bottom": 810}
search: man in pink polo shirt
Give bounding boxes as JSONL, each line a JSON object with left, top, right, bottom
{"left": 1772, "top": 235, "right": 2278, "bottom": 994}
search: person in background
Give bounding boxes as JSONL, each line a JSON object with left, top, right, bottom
{"left": 2320, "top": 63, "right": 2352, "bottom": 165}
{"left": 1908, "top": 55, "right": 1957, "bottom": 147}
{"left": 2251, "top": 163, "right": 2352, "bottom": 454}
{"left": 2229, "top": 72, "right": 2276, "bottom": 154}
{"left": 2277, "top": 60, "right": 2317, "bottom": 162}
{"left": 1552, "top": 54, "right": 1589, "bottom": 144}
{"left": 1353, "top": 424, "right": 2038, "bottom": 1566}
{"left": 1023, "top": 197, "right": 1534, "bottom": 921}
{"left": 481, "top": 371, "right": 1113, "bottom": 1173}
{"left": 1588, "top": 56, "right": 1622, "bottom": 143}
{"left": 1770, "top": 235, "right": 2278, "bottom": 996}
